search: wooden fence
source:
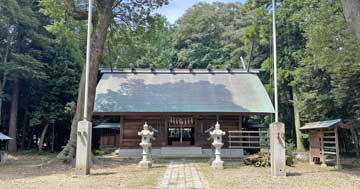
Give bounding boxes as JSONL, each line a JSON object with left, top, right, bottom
{"left": 228, "top": 130, "right": 269, "bottom": 149}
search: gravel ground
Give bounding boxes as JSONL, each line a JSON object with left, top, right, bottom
{"left": 0, "top": 153, "right": 168, "bottom": 189}
{"left": 2, "top": 154, "right": 360, "bottom": 189}
{"left": 196, "top": 159, "right": 360, "bottom": 189}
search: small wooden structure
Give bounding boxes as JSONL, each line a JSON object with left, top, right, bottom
{"left": 0, "top": 132, "right": 12, "bottom": 163}
{"left": 94, "top": 123, "right": 120, "bottom": 149}
{"left": 300, "top": 119, "right": 347, "bottom": 169}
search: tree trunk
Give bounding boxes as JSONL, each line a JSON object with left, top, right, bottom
{"left": 8, "top": 79, "right": 19, "bottom": 152}
{"left": 341, "top": 0, "right": 360, "bottom": 40}
{"left": 350, "top": 126, "right": 360, "bottom": 157}
{"left": 0, "top": 38, "right": 10, "bottom": 126}
{"left": 292, "top": 88, "right": 304, "bottom": 152}
{"left": 57, "top": 0, "right": 115, "bottom": 162}
{"left": 38, "top": 123, "right": 49, "bottom": 153}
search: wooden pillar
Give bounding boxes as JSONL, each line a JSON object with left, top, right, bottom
{"left": 335, "top": 126, "right": 341, "bottom": 169}
{"left": 164, "top": 116, "right": 168, "bottom": 146}
{"left": 320, "top": 129, "right": 327, "bottom": 167}
{"left": 119, "top": 116, "right": 124, "bottom": 147}
{"left": 238, "top": 116, "right": 242, "bottom": 130}
{"left": 308, "top": 131, "right": 315, "bottom": 165}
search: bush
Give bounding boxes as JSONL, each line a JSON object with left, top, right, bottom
{"left": 286, "top": 140, "right": 296, "bottom": 166}
{"left": 95, "top": 149, "right": 110, "bottom": 156}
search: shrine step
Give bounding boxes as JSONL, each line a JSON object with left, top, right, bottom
{"left": 160, "top": 147, "right": 203, "bottom": 157}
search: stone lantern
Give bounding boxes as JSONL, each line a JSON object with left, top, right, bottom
{"left": 138, "top": 122, "right": 155, "bottom": 168}
{"left": 210, "top": 121, "right": 226, "bottom": 169}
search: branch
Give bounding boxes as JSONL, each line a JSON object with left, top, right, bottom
{"left": 64, "top": 0, "right": 88, "bottom": 20}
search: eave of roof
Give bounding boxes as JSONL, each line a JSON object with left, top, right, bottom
{"left": 300, "top": 119, "right": 342, "bottom": 130}
{"left": 93, "top": 123, "right": 120, "bottom": 129}
{"left": 0, "top": 132, "right": 12, "bottom": 140}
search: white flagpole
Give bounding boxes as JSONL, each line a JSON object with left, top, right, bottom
{"left": 272, "top": 0, "right": 279, "bottom": 122}
{"left": 84, "top": 0, "right": 93, "bottom": 121}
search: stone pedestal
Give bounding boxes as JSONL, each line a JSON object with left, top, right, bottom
{"left": 211, "top": 159, "right": 224, "bottom": 169}
{"left": 270, "top": 122, "right": 286, "bottom": 177}
{"left": 0, "top": 151, "right": 8, "bottom": 164}
{"left": 75, "top": 120, "right": 92, "bottom": 175}
{"left": 139, "top": 160, "right": 152, "bottom": 168}
{"left": 138, "top": 123, "right": 155, "bottom": 169}
{"left": 210, "top": 122, "right": 226, "bottom": 169}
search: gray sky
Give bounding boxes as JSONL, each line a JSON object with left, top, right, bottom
{"left": 155, "top": 0, "right": 245, "bottom": 24}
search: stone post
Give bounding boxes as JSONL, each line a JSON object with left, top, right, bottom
{"left": 210, "top": 122, "right": 226, "bottom": 169}
{"left": 138, "top": 122, "right": 155, "bottom": 168}
{"left": 270, "top": 122, "right": 286, "bottom": 177}
{"left": 76, "top": 120, "right": 92, "bottom": 175}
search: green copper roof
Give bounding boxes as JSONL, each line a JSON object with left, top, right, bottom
{"left": 0, "top": 132, "right": 12, "bottom": 140}
{"left": 300, "top": 119, "right": 342, "bottom": 130}
{"left": 93, "top": 69, "right": 274, "bottom": 114}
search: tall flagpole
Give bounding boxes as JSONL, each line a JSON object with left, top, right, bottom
{"left": 84, "top": 0, "right": 93, "bottom": 121}
{"left": 76, "top": 0, "right": 93, "bottom": 175}
{"left": 272, "top": 0, "right": 279, "bottom": 122}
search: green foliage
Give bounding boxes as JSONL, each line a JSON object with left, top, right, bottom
{"left": 173, "top": 2, "right": 243, "bottom": 68}
{"left": 293, "top": 0, "right": 360, "bottom": 126}
{"left": 286, "top": 139, "right": 296, "bottom": 156}
{"left": 103, "top": 14, "right": 175, "bottom": 68}
{"left": 0, "top": 0, "right": 50, "bottom": 81}
{"left": 95, "top": 149, "right": 110, "bottom": 156}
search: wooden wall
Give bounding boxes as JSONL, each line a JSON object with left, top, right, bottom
{"left": 119, "top": 114, "right": 242, "bottom": 148}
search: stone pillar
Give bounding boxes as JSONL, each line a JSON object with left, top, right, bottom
{"left": 270, "top": 122, "right": 286, "bottom": 177}
{"left": 138, "top": 122, "right": 155, "bottom": 168}
{"left": 210, "top": 122, "right": 226, "bottom": 169}
{"left": 76, "top": 120, "right": 92, "bottom": 175}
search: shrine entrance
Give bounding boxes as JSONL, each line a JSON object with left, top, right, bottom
{"left": 168, "top": 127, "right": 195, "bottom": 146}
{"left": 167, "top": 116, "right": 195, "bottom": 146}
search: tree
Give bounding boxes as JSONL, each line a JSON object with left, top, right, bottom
{"left": 294, "top": 0, "right": 360, "bottom": 155}
{"left": 103, "top": 14, "right": 175, "bottom": 69}
{"left": 29, "top": 40, "right": 82, "bottom": 152}
{"left": 0, "top": 0, "right": 49, "bottom": 152}
{"left": 41, "top": 0, "right": 168, "bottom": 161}
{"left": 173, "top": 2, "right": 242, "bottom": 68}
{"left": 341, "top": 0, "right": 360, "bottom": 40}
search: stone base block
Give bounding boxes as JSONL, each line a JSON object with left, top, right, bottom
{"left": 75, "top": 120, "right": 92, "bottom": 175}
{"left": 139, "top": 160, "right": 152, "bottom": 168}
{"left": 335, "top": 164, "right": 342, "bottom": 170}
{"left": 211, "top": 160, "right": 224, "bottom": 169}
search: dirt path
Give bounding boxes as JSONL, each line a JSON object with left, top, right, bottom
{"left": 0, "top": 153, "right": 168, "bottom": 189}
